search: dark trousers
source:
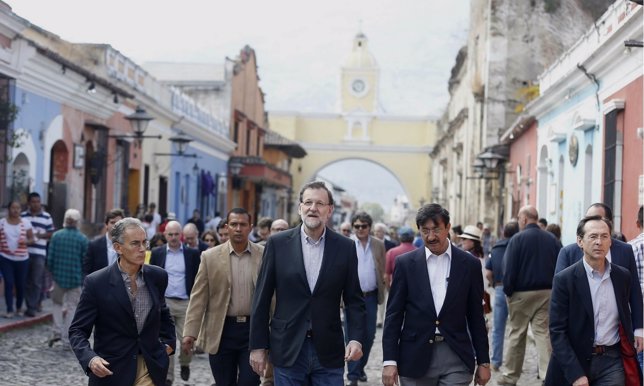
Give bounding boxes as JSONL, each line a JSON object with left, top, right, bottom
{"left": 25, "top": 254, "right": 46, "bottom": 312}
{"left": 344, "top": 291, "right": 378, "bottom": 381}
{"left": 208, "top": 317, "right": 259, "bottom": 386}
{"left": 0, "top": 256, "right": 29, "bottom": 313}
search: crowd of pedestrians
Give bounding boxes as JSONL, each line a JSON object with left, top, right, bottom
{"left": 0, "top": 188, "right": 643, "bottom": 386}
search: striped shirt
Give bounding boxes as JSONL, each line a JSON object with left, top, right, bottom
{"left": 47, "top": 226, "right": 88, "bottom": 289}
{"left": 629, "top": 232, "right": 644, "bottom": 298}
{"left": 21, "top": 210, "right": 54, "bottom": 257}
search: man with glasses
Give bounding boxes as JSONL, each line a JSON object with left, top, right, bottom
{"left": 339, "top": 222, "right": 352, "bottom": 238}
{"left": 150, "top": 221, "right": 201, "bottom": 385}
{"left": 382, "top": 203, "right": 490, "bottom": 386}
{"left": 183, "top": 208, "right": 264, "bottom": 386}
{"left": 270, "top": 219, "right": 289, "bottom": 235}
{"left": 345, "top": 212, "right": 386, "bottom": 385}
{"left": 70, "top": 217, "right": 176, "bottom": 386}
{"left": 250, "top": 180, "right": 366, "bottom": 385}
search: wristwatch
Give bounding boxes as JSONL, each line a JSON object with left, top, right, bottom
{"left": 479, "top": 363, "right": 490, "bottom": 368}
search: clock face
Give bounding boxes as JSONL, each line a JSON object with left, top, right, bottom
{"left": 352, "top": 79, "right": 366, "bottom": 93}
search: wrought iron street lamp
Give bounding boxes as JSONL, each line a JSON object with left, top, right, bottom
{"left": 109, "top": 105, "right": 161, "bottom": 141}
{"left": 154, "top": 130, "right": 198, "bottom": 158}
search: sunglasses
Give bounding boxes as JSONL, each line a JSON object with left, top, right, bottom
{"left": 353, "top": 224, "right": 369, "bottom": 230}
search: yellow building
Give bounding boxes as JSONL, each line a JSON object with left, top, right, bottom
{"left": 269, "top": 32, "right": 436, "bottom": 225}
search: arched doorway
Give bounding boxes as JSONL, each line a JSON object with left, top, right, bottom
{"left": 312, "top": 158, "right": 410, "bottom": 226}
{"left": 10, "top": 153, "right": 30, "bottom": 204}
{"left": 48, "top": 140, "right": 69, "bottom": 229}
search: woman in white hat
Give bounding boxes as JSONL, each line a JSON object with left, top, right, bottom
{"left": 460, "top": 225, "right": 492, "bottom": 316}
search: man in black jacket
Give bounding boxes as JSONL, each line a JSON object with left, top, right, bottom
{"left": 499, "top": 205, "right": 561, "bottom": 385}
{"left": 83, "top": 209, "right": 124, "bottom": 277}
{"left": 150, "top": 220, "right": 201, "bottom": 385}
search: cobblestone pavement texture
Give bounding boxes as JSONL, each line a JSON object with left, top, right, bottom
{"left": 0, "top": 299, "right": 543, "bottom": 386}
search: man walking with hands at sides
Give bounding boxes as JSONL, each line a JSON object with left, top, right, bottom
{"left": 249, "top": 180, "right": 366, "bottom": 385}
{"left": 150, "top": 220, "right": 201, "bottom": 385}
{"left": 182, "top": 208, "right": 264, "bottom": 386}
{"left": 69, "top": 217, "right": 176, "bottom": 386}
{"left": 382, "top": 203, "right": 490, "bottom": 386}
{"left": 546, "top": 216, "right": 642, "bottom": 385}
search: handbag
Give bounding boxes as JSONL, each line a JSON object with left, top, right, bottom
{"left": 618, "top": 323, "right": 642, "bottom": 386}
{"left": 482, "top": 291, "right": 492, "bottom": 314}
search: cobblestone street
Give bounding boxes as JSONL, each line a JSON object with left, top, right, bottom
{"left": 0, "top": 313, "right": 544, "bottom": 386}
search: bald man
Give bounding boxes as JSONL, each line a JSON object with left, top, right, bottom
{"left": 270, "top": 219, "right": 289, "bottom": 235}
{"left": 498, "top": 206, "right": 561, "bottom": 385}
{"left": 183, "top": 223, "right": 208, "bottom": 253}
{"left": 150, "top": 221, "right": 202, "bottom": 384}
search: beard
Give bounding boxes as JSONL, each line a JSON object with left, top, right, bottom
{"left": 302, "top": 216, "right": 323, "bottom": 230}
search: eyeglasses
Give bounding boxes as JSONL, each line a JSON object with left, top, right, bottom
{"left": 420, "top": 227, "right": 443, "bottom": 236}
{"left": 301, "top": 200, "right": 330, "bottom": 209}
{"left": 353, "top": 224, "right": 369, "bottom": 230}
{"left": 271, "top": 228, "right": 288, "bottom": 232}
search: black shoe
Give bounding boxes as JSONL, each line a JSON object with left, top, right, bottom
{"left": 180, "top": 365, "right": 190, "bottom": 381}
{"left": 24, "top": 309, "right": 36, "bottom": 317}
{"left": 359, "top": 375, "right": 368, "bottom": 382}
{"left": 48, "top": 336, "right": 60, "bottom": 348}
{"left": 165, "top": 380, "right": 172, "bottom": 386}
{"left": 346, "top": 380, "right": 358, "bottom": 386}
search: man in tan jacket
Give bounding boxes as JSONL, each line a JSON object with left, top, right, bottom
{"left": 182, "top": 208, "right": 264, "bottom": 386}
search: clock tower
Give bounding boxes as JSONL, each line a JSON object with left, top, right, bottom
{"left": 341, "top": 32, "right": 380, "bottom": 114}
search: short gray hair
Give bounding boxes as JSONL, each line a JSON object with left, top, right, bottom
{"left": 110, "top": 217, "right": 145, "bottom": 244}
{"left": 63, "top": 209, "right": 82, "bottom": 227}
{"left": 374, "top": 222, "right": 388, "bottom": 233}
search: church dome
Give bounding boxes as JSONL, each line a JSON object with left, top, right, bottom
{"left": 344, "top": 32, "right": 378, "bottom": 69}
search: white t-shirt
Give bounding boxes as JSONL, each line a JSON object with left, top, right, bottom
{"left": 0, "top": 218, "right": 33, "bottom": 261}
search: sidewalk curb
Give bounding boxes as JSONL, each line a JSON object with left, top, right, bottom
{"left": 0, "top": 312, "right": 52, "bottom": 333}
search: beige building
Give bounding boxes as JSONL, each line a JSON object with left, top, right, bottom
{"left": 270, "top": 32, "right": 436, "bottom": 226}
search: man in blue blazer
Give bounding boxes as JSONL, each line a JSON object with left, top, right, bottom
{"left": 555, "top": 203, "right": 643, "bottom": 335}
{"left": 83, "top": 209, "right": 124, "bottom": 277}
{"left": 249, "top": 181, "right": 366, "bottom": 385}
{"left": 150, "top": 220, "right": 201, "bottom": 384}
{"left": 70, "top": 218, "right": 176, "bottom": 386}
{"left": 546, "top": 215, "right": 642, "bottom": 385}
{"left": 382, "top": 203, "right": 490, "bottom": 386}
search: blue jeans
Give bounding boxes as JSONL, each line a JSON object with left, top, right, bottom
{"left": 344, "top": 292, "right": 378, "bottom": 381}
{"left": 638, "top": 351, "right": 643, "bottom": 375}
{"left": 273, "top": 337, "right": 344, "bottom": 386}
{"left": 0, "top": 256, "right": 29, "bottom": 313}
{"left": 491, "top": 285, "right": 508, "bottom": 368}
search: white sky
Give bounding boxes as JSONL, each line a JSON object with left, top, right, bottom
{"left": 8, "top": 0, "right": 470, "bottom": 213}
{"left": 8, "top": 0, "right": 470, "bottom": 116}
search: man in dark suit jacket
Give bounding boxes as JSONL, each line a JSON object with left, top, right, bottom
{"left": 150, "top": 220, "right": 201, "bottom": 384}
{"left": 69, "top": 218, "right": 175, "bottom": 386}
{"left": 249, "top": 181, "right": 366, "bottom": 384}
{"left": 83, "top": 209, "right": 124, "bottom": 277}
{"left": 183, "top": 223, "right": 208, "bottom": 253}
{"left": 555, "top": 203, "right": 644, "bottom": 334}
{"left": 382, "top": 203, "right": 490, "bottom": 386}
{"left": 546, "top": 215, "right": 642, "bottom": 385}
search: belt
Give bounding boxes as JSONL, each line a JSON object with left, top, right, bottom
{"left": 165, "top": 296, "right": 188, "bottom": 301}
{"left": 306, "top": 329, "right": 313, "bottom": 338}
{"left": 430, "top": 334, "right": 445, "bottom": 344}
{"left": 494, "top": 281, "right": 503, "bottom": 286}
{"left": 363, "top": 290, "right": 378, "bottom": 297}
{"left": 591, "top": 343, "right": 620, "bottom": 355}
{"left": 225, "top": 315, "right": 250, "bottom": 323}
